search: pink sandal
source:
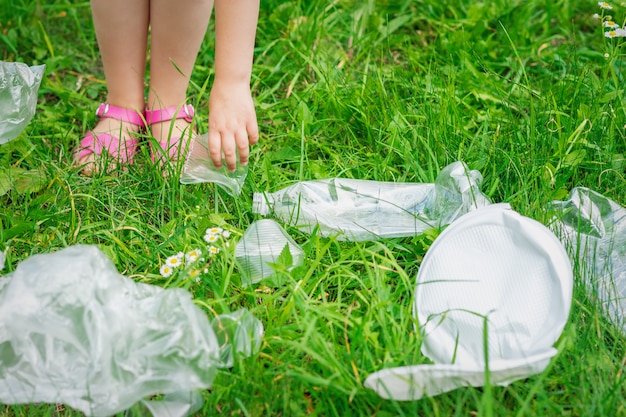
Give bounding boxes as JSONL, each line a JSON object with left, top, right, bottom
{"left": 145, "top": 104, "right": 195, "bottom": 164}
{"left": 74, "top": 103, "right": 145, "bottom": 169}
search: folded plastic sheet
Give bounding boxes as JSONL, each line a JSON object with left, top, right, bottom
{"left": 551, "top": 187, "right": 626, "bottom": 335}
{"left": 0, "top": 245, "right": 263, "bottom": 416}
{"left": 180, "top": 133, "right": 248, "bottom": 196}
{"left": 252, "top": 161, "right": 491, "bottom": 241}
{"left": 0, "top": 61, "right": 45, "bottom": 144}
{"left": 365, "top": 204, "right": 573, "bottom": 400}
{"left": 235, "top": 219, "right": 305, "bottom": 286}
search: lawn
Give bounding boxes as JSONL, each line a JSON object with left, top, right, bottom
{"left": 1, "top": 0, "right": 625, "bottom": 416}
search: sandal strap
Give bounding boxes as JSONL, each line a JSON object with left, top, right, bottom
{"left": 96, "top": 103, "right": 145, "bottom": 127}
{"left": 145, "top": 104, "right": 195, "bottom": 125}
{"left": 75, "top": 132, "right": 140, "bottom": 164}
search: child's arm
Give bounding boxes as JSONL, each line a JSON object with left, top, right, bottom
{"left": 208, "top": 0, "right": 260, "bottom": 171}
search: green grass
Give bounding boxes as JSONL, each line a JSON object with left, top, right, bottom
{"left": 1, "top": 0, "right": 625, "bottom": 415}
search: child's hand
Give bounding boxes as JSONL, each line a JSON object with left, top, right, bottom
{"left": 207, "top": 80, "right": 259, "bottom": 171}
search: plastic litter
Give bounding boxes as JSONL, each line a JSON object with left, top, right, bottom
{"left": 235, "top": 219, "right": 305, "bottom": 286}
{"left": 180, "top": 133, "right": 248, "bottom": 196}
{"left": 551, "top": 187, "right": 626, "bottom": 335}
{"left": 0, "top": 61, "right": 45, "bottom": 144}
{"left": 365, "top": 204, "right": 573, "bottom": 400}
{"left": 0, "top": 245, "right": 263, "bottom": 417}
{"left": 252, "top": 161, "right": 491, "bottom": 241}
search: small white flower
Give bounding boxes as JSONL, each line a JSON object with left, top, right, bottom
{"left": 186, "top": 249, "right": 202, "bottom": 262}
{"left": 598, "top": 1, "right": 613, "bottom": 9}
{"left": 222, "top": 230, "right": 232, "bottom": 239}
{"left": 604, "top": 20, "right": 620, "bottom": 28}
{"left": 593, "top": 13, "right": 602, "bottom": 19}
{"left": 605, "top": 52, "right": 611, "bottom": 58}
{"left": 160, "top": 264, "right": 174, "bottom": 278}
{"left": 208, "top": 246, "right": 220, "bottom": 255}
{"left": 165, "top": 253, "right": 184, "bottom": 268}
{"left": 605, "top": 28, "right": 626, "bottom": 37}
{"left": 204, "top": 233, "right": 220, "bottom": 244}
{"left": 206, "top": 227, "right": 223, "bottom": 235}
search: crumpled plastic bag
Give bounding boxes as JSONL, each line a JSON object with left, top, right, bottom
{"left": 252, "top": 161, "right": 491, "bottom": 241}
{"left": 0, "top": 245, "right": 263, "bottom": 417}
{"left": 551, "top": 187, "right": 626, "bottom": 335}
{"left": 0, "top": 61, "right": 45, "bottom": 144}
{"left": 180, "top": 133, "right": 248, "bottom": 196}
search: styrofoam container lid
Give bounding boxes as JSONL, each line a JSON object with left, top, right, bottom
{"left": 365, "top": 203, "right": 573, "bottom": 400}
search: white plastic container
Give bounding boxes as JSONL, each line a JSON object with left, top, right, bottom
{"left": 365, "top": 204, "right": 573, "bottom": 400}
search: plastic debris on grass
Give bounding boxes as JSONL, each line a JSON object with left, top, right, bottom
{"left": 551, "top": 187, "right": 626, "bottom": 335}
{"left": 252, "top": 161, "right": 491, "bottom": 241}
{"left": 0, "top": 61, "right": 45, "bottom": 144}
{"left": 235, "top": 219, "right": 305, "bottom": 286}
{"left": 0, "top": 245, "right": 263, "bottom": 417}
{"left": 180, "top": 133, "right": 248, "bottom": 196}
{"left": 365, "top": 204, "right": 573, "bottom": 400}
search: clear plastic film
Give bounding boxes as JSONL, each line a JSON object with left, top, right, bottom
{"left": 0, "top": 61, "right": 45, "bottom": 144}
{"left": 235, "top": 219, "right": 305, "bottom": 286}
{"left": 551, "top": 187, "right": 626, "bottom": 335}
{"left": 0, "top": 245, "right": 263, "bottom": 417}
{"left": 252, "top": 161, "right": 491, "bottom": 241}
{"left": 180, "top": 133, "right": 248, "bottom": 196}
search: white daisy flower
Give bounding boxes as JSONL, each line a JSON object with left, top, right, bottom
{"left": 222, "top": 230, "right": 232, "bottom": 239}
{"left": 604, "top": 20, "right": 620, "bottom": 28}
{"left": 165, "top": 253, "right": 184, "bottom": 268}
{"left": 208, "top": 246, "right": 220, "bottom": 255}
{"left": 206, "top": 227, "right": 223, "bottom": 236}
{"left": 605, "top": 28, "right": 626, "bottom": 37}
{"left": 204, "top": 233, "right": 220, "bottom": 244}
{"left": 598, "top": 2, "right": 613, "bottom": 9}
{"left": 186, "top": 249, "right": 202, "bottom": 262}
{"left": 160, "top": 264, "right": 174, "bottom": 278}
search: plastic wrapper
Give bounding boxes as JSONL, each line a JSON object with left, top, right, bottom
{"left": 0, "top": 245, "right": 263, "bottom": 417}
{"left": 0, "top": 61, "right": 45, "bottom": 144}
{"left": 235, "top": 219, "right": 305, "bottom": 286}
{"left": 180, "top": 133, "right": 248, "bottom": 196}
{"left": 252, "top": 161, "right": 491, "bottom": 241}
{"left": 365, "top": 204, "right": 573, "bottom": 400}
{"left": 551, "top": 187, "right": 626, "bottom": 335}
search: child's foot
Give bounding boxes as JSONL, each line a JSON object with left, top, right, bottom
{"left": 74, "top": 104, "right": 145, "bottom": 175}
{"left": 145, "top": 104, "right": 195, "bottom": 167}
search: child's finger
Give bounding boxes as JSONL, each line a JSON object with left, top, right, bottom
{"left": 247, "top": 119, "right": 259, "bottom": 146}
{"left": 208, "top": 129, "right": 223, "bottom": 168}
{"left": 221, "top": 132, "right": 238, "bottom": 172}
{"left": 236, "top": 129, "right": 250, "bottom": 165}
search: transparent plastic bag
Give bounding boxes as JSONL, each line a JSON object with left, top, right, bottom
{"left": 551, "top": 187, "right": 626, "bottom": 335}
{"left": 235, "top": 219, "right": 305, "bottom": 286}
{"left": 0, "top": 245, "right": 263, "bottom": 417}
{"left": 252, "top": 161, "right": 491, "bottom": 241}
{"left": 0, "top": 61, "right": 45, "bottom": 144}
{"left": 180, "top": 133, "right": 248, "bottom": 196}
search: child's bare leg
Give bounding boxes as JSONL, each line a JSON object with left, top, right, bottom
{"left": 77, "top": 0, "right": 150, "bottom": 173}
{"left": 147, "top": 0, "right": 214, "bottom": 161}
